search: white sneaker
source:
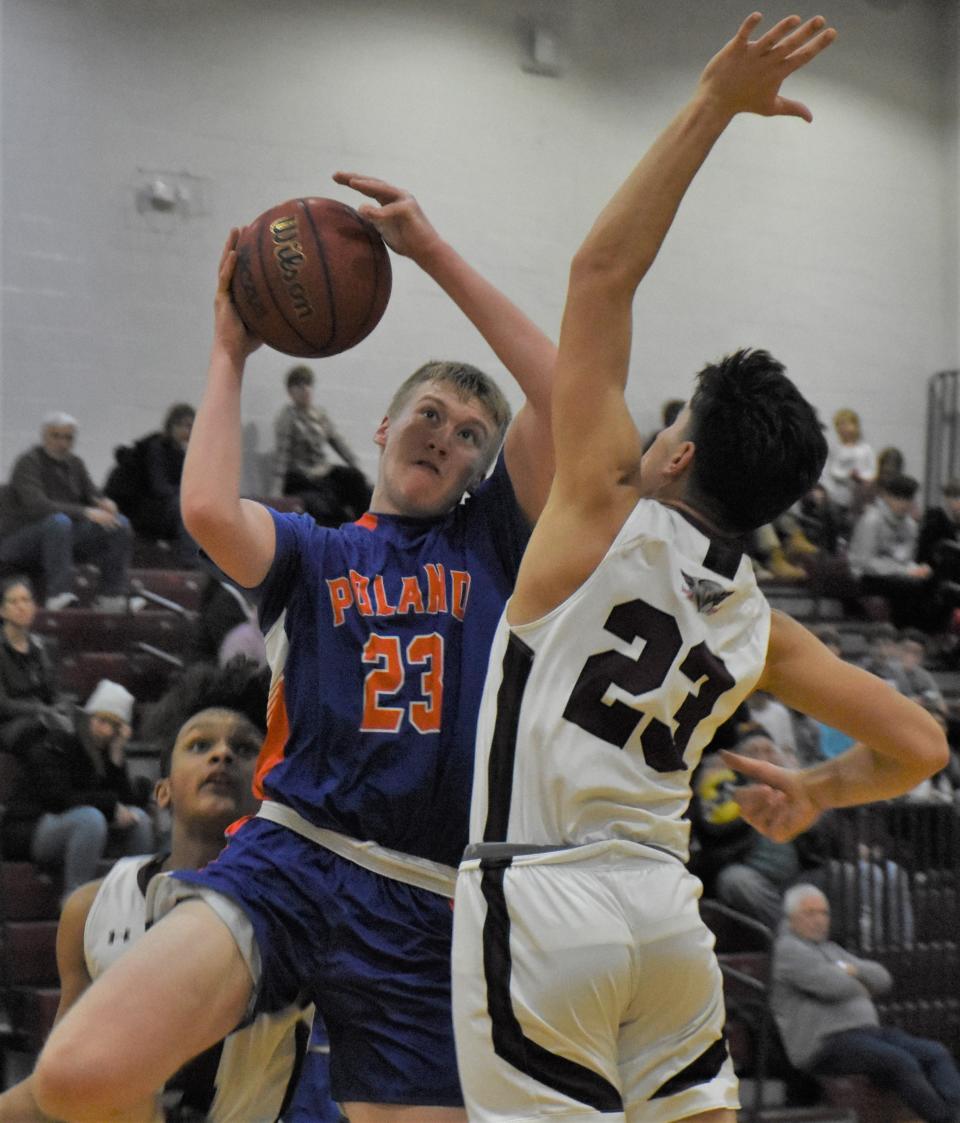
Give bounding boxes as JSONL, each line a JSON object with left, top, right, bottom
{"left": 94, "top": 594, "right": 127, "bottom": 614}
{"left": 45, "top": 592, "right": 79, "bottom": 611}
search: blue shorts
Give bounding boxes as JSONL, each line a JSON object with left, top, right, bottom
{"left": 172, "top": 817, "right": 462, "bottom": 1107}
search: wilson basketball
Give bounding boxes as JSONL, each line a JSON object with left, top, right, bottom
{"left": 230, "top": 197, "right": 392, "bottom": 358}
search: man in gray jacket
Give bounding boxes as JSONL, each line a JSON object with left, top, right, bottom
{"left": 772, "top": 883, "right": 960, "bottom": 1123}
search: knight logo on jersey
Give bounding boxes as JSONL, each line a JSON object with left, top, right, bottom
{"left": 680, "top": 571, "right": 733, "bottom": 615}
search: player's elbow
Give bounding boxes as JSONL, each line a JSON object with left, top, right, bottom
{"left": 568, "top": 244, "right": 638, "bottom": 297}
{"left": 902, "top": 715, "right": 950, "bottom": 788}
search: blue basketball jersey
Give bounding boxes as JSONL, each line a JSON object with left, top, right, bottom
{"left": 254, "top": 453, "right": 529, "bottom": 870}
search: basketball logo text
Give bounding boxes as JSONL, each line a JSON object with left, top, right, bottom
{"left": 270, "top": 215, "right": 316, "bottom": 321}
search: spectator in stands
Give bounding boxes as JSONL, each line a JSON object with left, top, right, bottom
{"left": 772, "top": 884, "right": 960, "bottom": 1123}
{"left": 891, "top": 629, "right": 945, "bottom": 710}
{"left": 105, "top": 403, "right": 196, "bottom": 565}
{"left": 858, "top": 622, "right": 900, "bottom": 684}
{"left": 0, "top": 657, "right": 343, "bottom": 1123}
{"left": 821, "top": 407, "right": 876, "bottom": 535}
{"left": 875, "top": 446, "right": 906, "bottom": 492}
{"left": 689, "top": 731, "right": 825, "bottom": 932}
{"left": 849, "top": 474, "right": 936, "bottom": 629}
{"left": 746, "top": 692, "right": 800, "bottom": 763}
{"left": 917, "top": 478, "right": 960, "bottom": 572}
{"left": 1, "top": 678, "right": 152, "bottom": 896}
{"left": 0, "top": 575, "right": 64, "bottom": 757}
{"left": 0, "top": 413, "right": 135, "bottom": 611}
{"left": 272, "top": 364, "right": 372, "bottom": 524}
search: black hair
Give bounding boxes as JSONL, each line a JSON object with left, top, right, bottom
{"left": 141, "top": 657, "right": 269, "bottom": 777}
{"left": 881, "top": 473, "right": 919, "bottom": 501}
{"left": 286, "top": 365, "right": 314, "bottom": 390}
{"left": 162, "top": 402, "right": 195, "bottom": 438}
{"left": 0, "top": 575, "right": 35, "bottom": 603}
{"left": 685, "top": 349, "right": 827, "bottom": 534}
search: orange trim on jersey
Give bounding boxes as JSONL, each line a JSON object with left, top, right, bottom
{"left": 225, "top": 814, "right": 252, "bottom": 838}
{"left": 356, "top": 512, "right": 379, "bottom": 531}
{"left": 253, "top": 675, "right": 291, "bottom": 799}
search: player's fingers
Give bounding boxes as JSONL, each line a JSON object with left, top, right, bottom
{"left": 771, "top": 14, "right": 826, "bottom": 56}
{"left": 735, "top": 12, "right": 764, "bottom": 43}
{"left": 784, "top": 25, "right": 837, "bottom": 71}
{"left": 753, "top": 13, "right": 802, "bottom": 52}
{"left": 218, "top": 228, "right": 239, "bottom": 271}
{"left": 333, "top": 171, "right": 403, "bottom": 204}
{"left": 720, "top": 749, "right": 782, "bottom": 786}
{"left": 774, "top": 96, "right": 813, "bottom": 122}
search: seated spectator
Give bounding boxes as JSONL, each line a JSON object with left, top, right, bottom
{"left": 104, "top": 402, "right": 196, "bottom": 565}
{"left": 746, "top": 691, "right": 799, "bottom": 764}
{"left": 858, "top": 622, "right": 900, "bottom": 684}
{"left": 0, "top": 657, "right": 343, "bottom": 1123}
{"left": 0, "top": 413, "right": 135, "bottom": 611}
{"left": 821, "top": 408, "right": 877, "bottom": 536}
{"left": 689, "top": 732, "right": 824, "bottom": 932}
{"left": 849, "top": 474, "right": 936, "bottom": 630}
{"left": 875, "top": 446, "right": 906, "bottom": 492}
{"left": 272, "top": 364, "right": 372, "bottom": 524}
{"left": 891, "top": 628, "right": 945, "bottom": 710}
{"left": 0, "top": 575, "right": 63, "bottom": 756}
{"left": 917, "top": 478, "right": 960, "bottom": 573}
{"left": 772, "top": 884, "right": 960, "bottom": 1123}
{"left": 1, "top": 678, "right": 153, "bottom": 895}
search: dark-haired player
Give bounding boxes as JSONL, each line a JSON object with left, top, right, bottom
{"left": 34, "top": 177, "right": 555, "bottom": 1122}
{"left": 451, "top": 14, "right": 947, "bottom": 1122}
{"left": 0, "top": 658, "right": 341, "bottom": 1122}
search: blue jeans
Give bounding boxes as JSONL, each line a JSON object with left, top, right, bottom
{"left": 0, "top": 512, "right": 132, "bottom": 597}
{"left": 811, "top": 1025, "right": 960, "bottom": 1123}
{"left": 31, "top": 805, "right": 154, "bottom": 894}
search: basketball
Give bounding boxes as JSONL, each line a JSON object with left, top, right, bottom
{"left": 230, "top": 196, "right": 392, "bottom": 358}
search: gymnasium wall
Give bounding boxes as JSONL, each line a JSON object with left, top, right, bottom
{"left": 0, "top": 0, "right": 957, "bottom": 494}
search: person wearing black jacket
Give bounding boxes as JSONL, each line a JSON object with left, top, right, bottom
{"left": 105, "top": 402, "right": 196, "bottom": 564}
{"left": 2, "top": 678, "right": 153, "bottom": 895}
{"left": 0, "top": 575, "right": 61, "bottom": 756}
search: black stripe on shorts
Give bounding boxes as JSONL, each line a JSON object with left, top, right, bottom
{"left": 479, "top": 861, "right": 623, "bottom": 1113}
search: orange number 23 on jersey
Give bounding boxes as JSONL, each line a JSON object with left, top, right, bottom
{"left": 360, "top": 632, "right": 444, "bottom": 734}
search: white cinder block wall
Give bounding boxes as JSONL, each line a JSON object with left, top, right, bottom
{"left": 1, "top": 0, "right": 957, "bottom": 495}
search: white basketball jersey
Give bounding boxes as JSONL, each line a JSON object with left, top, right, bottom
{"left": 85, "top": 856, "right": 306, "bottom": 1123}
{"left": 469, "top": 499, "right": 771, "bottom": 861}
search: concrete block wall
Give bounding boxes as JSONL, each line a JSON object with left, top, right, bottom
{"left": 0, "top": 0, "right": 956, "bottom": 493}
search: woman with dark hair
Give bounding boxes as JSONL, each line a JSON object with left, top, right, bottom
{"left": 105, "top": 403, "right": 196, "bottom": 562}
{"left": 0, "top": 575, "right": 62, "bottom": 755}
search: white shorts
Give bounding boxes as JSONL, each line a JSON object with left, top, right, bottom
{"left": 452, "top": 841, "right": 738, "bottom": 1122}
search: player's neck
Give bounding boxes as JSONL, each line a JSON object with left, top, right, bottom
{"left": 165, "top": 823, "right": 232, "bottom": 872}
{"left": 660, "top": 497, "right": 727, "bottom": 538}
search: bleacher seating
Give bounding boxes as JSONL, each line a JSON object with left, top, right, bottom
{"left": 0, "top": 540, "right": 205, "bottom": 1075}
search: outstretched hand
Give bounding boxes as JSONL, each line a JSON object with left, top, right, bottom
{"left": 721, "top": 749, "right": 823, "bottom": 842}
{"left": 698, "top": 12, "right": 837, "bottom": 123}
{"left": 333, "top": 172, "right": 442, "bottom": 260}
{"left": 214, "top": 230, "right": 262, "bottom": 363}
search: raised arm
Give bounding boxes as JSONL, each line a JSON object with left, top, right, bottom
{"left": 180, "top": 232, "right": 276, "bottom": 589}
{"left": 724, "top": 610, "right": 948, "bottom": 841}
{"left": 551, "top": 14, "right": 836, "bottom": 514}
{"left": 332, "top": 172, "right": 556, "bottom": 522}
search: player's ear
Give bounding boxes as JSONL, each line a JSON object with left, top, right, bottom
{"left": 666, "top": 440, "right": 695, "bottom": 478}
{"left": 154, "top": 777, "right": 171, "bottom": 810}
{"left": 373, "top": 415, "right": 390, "bottom": 449}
